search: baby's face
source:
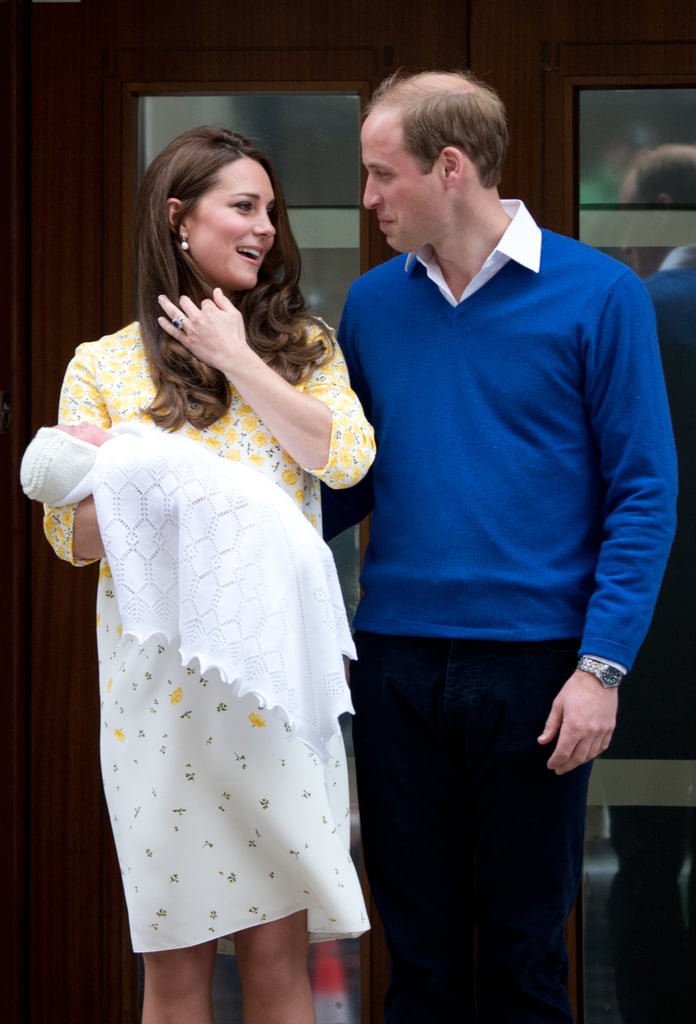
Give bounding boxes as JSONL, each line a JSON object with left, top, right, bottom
{"left": 56, "top": 423, "right": 110, "bottom": 447}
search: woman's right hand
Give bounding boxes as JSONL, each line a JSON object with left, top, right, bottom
{"left": 73, "top": 495, "right": 106, "bottom": 560}
{"left": 157, "top": 288, "right": 248, "bottom": 379}
{"left": 159, "top": 288, "right": 333, "bottom": 470}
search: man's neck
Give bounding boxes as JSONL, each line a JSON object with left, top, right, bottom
{"left": 433, "top": 197, "right": 512, "bottom": 300}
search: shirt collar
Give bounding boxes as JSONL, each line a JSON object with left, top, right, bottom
{"left": 659, "top": 244, "right": 696, "bottom": 270}
{"left": 405, "top": 199, "right": 542, "bottom": 274}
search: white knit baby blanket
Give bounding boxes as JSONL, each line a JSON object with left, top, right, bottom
{"left": 88, "top": 425, "right": 355, "bottom": 761}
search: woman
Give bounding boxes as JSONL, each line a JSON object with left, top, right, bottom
{"left": 43, "top": 126, "right": 374, "bottom": 1024}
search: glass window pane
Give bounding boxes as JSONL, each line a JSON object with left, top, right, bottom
{"left": 578, "top": 88, "right": 696, "bottom": 1024}
{"left": 579, "top": 89, "right": 696, "bottom": 259}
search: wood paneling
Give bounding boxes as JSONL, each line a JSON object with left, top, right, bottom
{"left": 2, "top": 0, "right": 28, "bottom": 1020}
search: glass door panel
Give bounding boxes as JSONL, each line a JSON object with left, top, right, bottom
{"left": 139, "top": 91, "right": 363, "bottom": 1024}
{"left": 578, "top": 88, "right": 696, "bottom": 1024}
{"left": 140, "top": 92, "right": 361, "bottom": 329}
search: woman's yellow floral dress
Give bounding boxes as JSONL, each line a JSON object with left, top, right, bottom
{"left": 43, "top": 322, "right": 374, "bottom": 953}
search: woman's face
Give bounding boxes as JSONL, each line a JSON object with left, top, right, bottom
{"left": 174, "top": 157, "right": 277, "bottom": 292}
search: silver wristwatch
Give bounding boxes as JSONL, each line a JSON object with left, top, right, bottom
{"left": 577, "top": 655, "right": 625, "bottom": 688}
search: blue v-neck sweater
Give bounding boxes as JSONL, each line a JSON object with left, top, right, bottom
{"left": 332, "top": 230, "right": 677, "bottom": 669}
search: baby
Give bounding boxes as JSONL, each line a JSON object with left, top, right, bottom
{"left": 21, "top": 423, "right": 114, "bottom": 505}
{"left": 20, "top": 419, "right": 356, "bottom": 759}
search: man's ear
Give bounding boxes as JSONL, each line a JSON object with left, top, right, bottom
{"left": 166, "top": 197, "right": 183, "bottom": 230}
{"left": 439, "top": 146, "right": 468, "bottom": 186}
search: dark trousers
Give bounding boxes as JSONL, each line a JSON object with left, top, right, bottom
{"left": 350, "top": 633, "right": 592, "bottom": 1024}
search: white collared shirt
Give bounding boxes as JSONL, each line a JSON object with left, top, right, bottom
{"left": 405, "top": 199, "right": 542, "bottom": 306}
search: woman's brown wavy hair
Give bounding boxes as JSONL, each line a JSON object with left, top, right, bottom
{"left": 135, "top": 125, "right": 331, "bottom": 430}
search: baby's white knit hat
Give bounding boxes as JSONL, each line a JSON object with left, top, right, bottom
{"left": 20, "top": 426, "right": 99, "bottom": 505}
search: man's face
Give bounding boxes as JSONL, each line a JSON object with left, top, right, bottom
{"left": 360, "top": 107, "right": 447, "bottom": 253}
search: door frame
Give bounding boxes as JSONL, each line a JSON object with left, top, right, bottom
{"left": 2, "top": 0, "right": 29, "bottom": 1015}
{"left": 542, "top": 40, "right": 696, "bottom": 234}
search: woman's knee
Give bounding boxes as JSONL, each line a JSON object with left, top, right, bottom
{"left": 235, "top": 911, "right": 310, "bottom": 989}
{"left": 143, "top": 941, "right": 217, "bottom": 994}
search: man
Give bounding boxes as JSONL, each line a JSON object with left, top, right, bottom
{"left": 322, "top": 70, "right": 678, "bottom": 1023}
{"left": 620, "top": 142, "right": 696, "bottom": 279}
{"left": 606, "top": 143, "right": 696, "bottom": 1024}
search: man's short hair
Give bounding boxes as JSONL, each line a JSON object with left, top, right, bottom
{"left": 627, "top": 143, "right": 696, "bottom": 204}
{"left": 366, "top": 69, "right": 508, "bottom": 188}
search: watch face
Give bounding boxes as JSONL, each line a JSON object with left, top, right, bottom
{"left": 601, "top": 666, "right": 623, "bottom": 687}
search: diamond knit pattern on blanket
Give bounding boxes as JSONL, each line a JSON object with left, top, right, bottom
{"left": 90, "top": 427, "right": 355, "bottom": 760}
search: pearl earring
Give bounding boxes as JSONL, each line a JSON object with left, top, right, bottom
{"left": 180, "top": 237, "right": 189, "bottom": 251}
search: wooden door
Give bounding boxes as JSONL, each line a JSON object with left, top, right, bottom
{"left": 23, "top": 3, "right": 471, "bottom": 1021}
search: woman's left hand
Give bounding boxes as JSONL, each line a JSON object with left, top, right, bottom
{"left": 157, "top": 288, "right": 248, "bottom": 379}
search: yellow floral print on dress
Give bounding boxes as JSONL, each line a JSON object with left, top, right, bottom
{"left": 42, "top": 321, "right": 374, "bottom": 567}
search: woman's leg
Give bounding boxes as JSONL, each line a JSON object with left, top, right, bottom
{"left": 141, "top": 940, "right": 217, "bottom": 1024}
{"left": 234, "top": 910, "right": 316, "bottom": 1024}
